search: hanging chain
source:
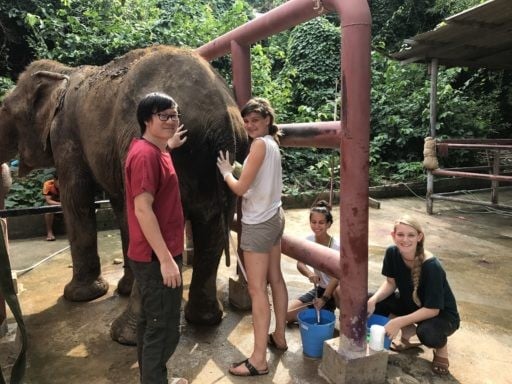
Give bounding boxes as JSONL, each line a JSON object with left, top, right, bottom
{"left": 312, "top": 0, "right": 324, "bottom": 13}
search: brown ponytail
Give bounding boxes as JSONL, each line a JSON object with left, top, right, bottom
{"left": 240, "top": 97, "right": 281, "bottom": 144}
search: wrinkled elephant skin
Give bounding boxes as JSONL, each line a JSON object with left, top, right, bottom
{"left": 0, "top": 46, "right": 248, "bottom": 342}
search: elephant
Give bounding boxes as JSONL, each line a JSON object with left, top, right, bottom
{"left": 0, "top": 45, "right": 248, "bottom": 342}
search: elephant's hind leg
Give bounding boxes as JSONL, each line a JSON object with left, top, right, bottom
{"left": 184, "top": 217, "right": 224, "bottom": 325}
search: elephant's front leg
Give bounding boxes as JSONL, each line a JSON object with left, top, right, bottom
{"left": 61, "top": 176, "right": 109, "bottom": 301}
{"left": 185, "top": 214, "right": 224, "bottom": 325}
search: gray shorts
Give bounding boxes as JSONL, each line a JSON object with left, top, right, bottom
{"left": 240, "top": 207, "right": 285, "bottom": 253}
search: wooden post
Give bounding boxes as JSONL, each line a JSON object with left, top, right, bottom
{"left": 426, "top": 58, "right": 439, "bottom": 215}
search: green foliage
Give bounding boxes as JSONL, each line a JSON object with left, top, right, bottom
{"left": 370, "top": 0, "right": 439, "bottom": 51}
{"left": 21, "top": 0, "right": 163, "bottom": 65}
{"left": 369, "top": 49, "right": 506, "bottom": 184}
{"left": 0, "top": 77, "right": 14, "bottom": 99}
{"left": 282, "top": 148, "right": 339, "bottom": 197}
{"left": 250, "top": 42, "right": 294, "bottom": 120}
{"left": 6, "top": 0, "right": 251, "bottom": 68}
{"left": 284, "top": 18, "right": 340, "bottom": 118}
{"left": 246, "top": 0, "right": 287, "bottom": 13}
{"left": 5, "top": 168, "right": 56, "bottom": 208}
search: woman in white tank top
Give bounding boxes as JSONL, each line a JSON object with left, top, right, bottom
{"left": 217, "top": 98, "right": 288, "bottom": 377}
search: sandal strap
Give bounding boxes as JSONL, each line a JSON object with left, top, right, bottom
{"left": 244, "top": 359, "right": 260, "bottom": 376}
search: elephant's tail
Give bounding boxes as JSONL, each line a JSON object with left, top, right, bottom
{"left": 216, "top": 104, "right": 248, "bottom": 268}
{"left": 222, "top": 208, "right": 231, "bottom": 267}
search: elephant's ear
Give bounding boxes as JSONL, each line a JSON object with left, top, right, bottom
{"left": 31, "top": 71, "right": 69, "bottom": 151}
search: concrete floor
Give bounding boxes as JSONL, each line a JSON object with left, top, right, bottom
{"left": 1, "top": 189, "right": 511, "bottom": 384}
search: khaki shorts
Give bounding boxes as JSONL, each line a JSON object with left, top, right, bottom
{"left": 240, "top": 207, "right": 285, "bottom": 253}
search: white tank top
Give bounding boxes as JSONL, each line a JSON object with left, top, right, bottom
{"left": 241, "top": 135, "right": 282, "bottom": 224}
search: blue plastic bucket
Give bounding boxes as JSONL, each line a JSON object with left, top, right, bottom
{"left": 297, "top": 309, "right": 336, "bottom": 358}
{"left": 367, "top": 314, "right": 391, "bottom": 349}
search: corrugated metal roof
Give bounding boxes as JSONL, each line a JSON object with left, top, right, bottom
{"left": 391, "top": 0, "right": 512, "bottom": 70}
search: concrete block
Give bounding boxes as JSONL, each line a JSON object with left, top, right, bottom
{"left": 228, "top": 276, "right": 251, "bottom": 310}
{"left": 319, "top": 337, "right": 388, "bottom": 384}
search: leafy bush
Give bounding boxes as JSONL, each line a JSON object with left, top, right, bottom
{"left": 282, "top": 148, "right": 339, "bottom": 197}
{"left": 0, "top": 77, "right": 14, "bottom": 99}
{"left": 5, "top": 168, "right": 56, "bottom": 208}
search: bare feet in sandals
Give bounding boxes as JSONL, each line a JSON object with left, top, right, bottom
{"left": 390, "top": 337, "right": 422, "bottom": 352}
{"left": 229, "top": 358, "right": 269, "bottom": 376}
{"left": 268, "top": 333, "right": 288, "bottom": 351}
{"left": 432, "top": 350, "right": 450, "bottom": 375}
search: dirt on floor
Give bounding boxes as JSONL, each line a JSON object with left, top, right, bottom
{"left": 0, "top": 189, "right": 511, "bottom": 384}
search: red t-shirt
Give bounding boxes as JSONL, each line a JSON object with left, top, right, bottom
{"left": 124, "top": 138, "right": 184, "bottom": 262}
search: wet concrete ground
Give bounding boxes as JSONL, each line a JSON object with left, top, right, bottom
{"left": 1, "top": 189, "right": 511, "bottom": 383}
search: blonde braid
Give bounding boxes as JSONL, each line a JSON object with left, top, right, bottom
{"left": 411, "top": 240, "right": 425, "bottom": 307}
{"left": 394, "top": 215, "right": 425, "bottom": 307}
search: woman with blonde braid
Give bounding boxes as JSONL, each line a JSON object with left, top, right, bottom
{"left": 367, "top": 215, "right": 459, "bottom": 375}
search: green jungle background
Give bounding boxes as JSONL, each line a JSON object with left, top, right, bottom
{"left": 1, "top": 0, "right": 510, "bottom": 207}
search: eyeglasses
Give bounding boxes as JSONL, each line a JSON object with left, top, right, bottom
{"left": 153, "top": 113, "right": 181, "bottom": 121}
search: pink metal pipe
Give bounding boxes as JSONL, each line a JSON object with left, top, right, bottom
{"left": 281, "top": 234, "right": 341, "bottom": 278}
{"left": 324, "top": 0, "right": 372, "bottom": 351}
{"left": 231, "top": 41, "right": 252, "bottom": 108}
{"left": 432, "top": 169, "right": 512, "bottom": 182}
{"left": 230, "top": 220, "right": 341, "bottom": 278}
{"left": 196, "top": 0, "right": 326, "bottom": 61}
{"left": 198, "top": 0, "right": 372, "bottom": 352}
{"left": 279, "top": 121, "right": 341, "bottom": 148}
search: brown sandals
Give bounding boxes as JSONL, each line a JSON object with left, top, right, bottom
{"left": 390, "top": 337, "right": 422, "bottom": 352}
{"left": 229, "top": 359, "right": 269, "bottom": 376}
{"left": 432, "top": 350, "right": 450, "bottom": 375}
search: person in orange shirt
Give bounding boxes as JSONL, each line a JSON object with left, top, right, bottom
{"left": 42, "top": 174, "right": 60, "bottom": 241}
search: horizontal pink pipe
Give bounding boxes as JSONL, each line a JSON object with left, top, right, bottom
{"left": 279, "top": 121, "right": 341, "bottom": 148}
{"left": 196, "top": 0, "right": 325, "bottom": 61}
{"left": 432, "top": 169, "right": 512, "bottom": 182}
{"left": 281, "top": 234, "right": 341, "bottom": 277}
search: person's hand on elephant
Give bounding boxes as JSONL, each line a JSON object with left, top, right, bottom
{"left": 217, "top": 150, "right": 234, "bottom": 180}
{"left": 167, "top": 124, "right": 187, "bottom": 150}
{"left": 160, "top": 257, "right": 182, "bottom": 288}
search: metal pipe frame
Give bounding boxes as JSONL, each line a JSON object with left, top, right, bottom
{"left": 431, "top": 169, "right": 512, "bottom": 182}
{"left": 197, "top": 0, "right": 372, "bottom": 351}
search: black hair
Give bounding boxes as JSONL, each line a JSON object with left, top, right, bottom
{"left": 240, "top": 97, "right": 280, "bottom": 143}
{"left": 310, "top": 200, "right": 333, "bottom": 224}
{"left": 136, "top": 92, "right": 178, "bottom": 135}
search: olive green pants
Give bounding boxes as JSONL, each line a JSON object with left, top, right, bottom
{"left": 129, "top": 255, "right": 183, "bottom": 384}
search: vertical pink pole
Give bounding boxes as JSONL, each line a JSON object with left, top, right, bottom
{"left": 230, "top": 41, "right": 252, "bottom": 108}
{"left": 332, "top": 0, "right": 372, "bottom": 350}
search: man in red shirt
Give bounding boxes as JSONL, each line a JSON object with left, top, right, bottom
{"left": 124, "top": 92, "right": 187, "bottom": 384}
{"left": 42, "top": 174, "right": 60, "bottom": 241}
